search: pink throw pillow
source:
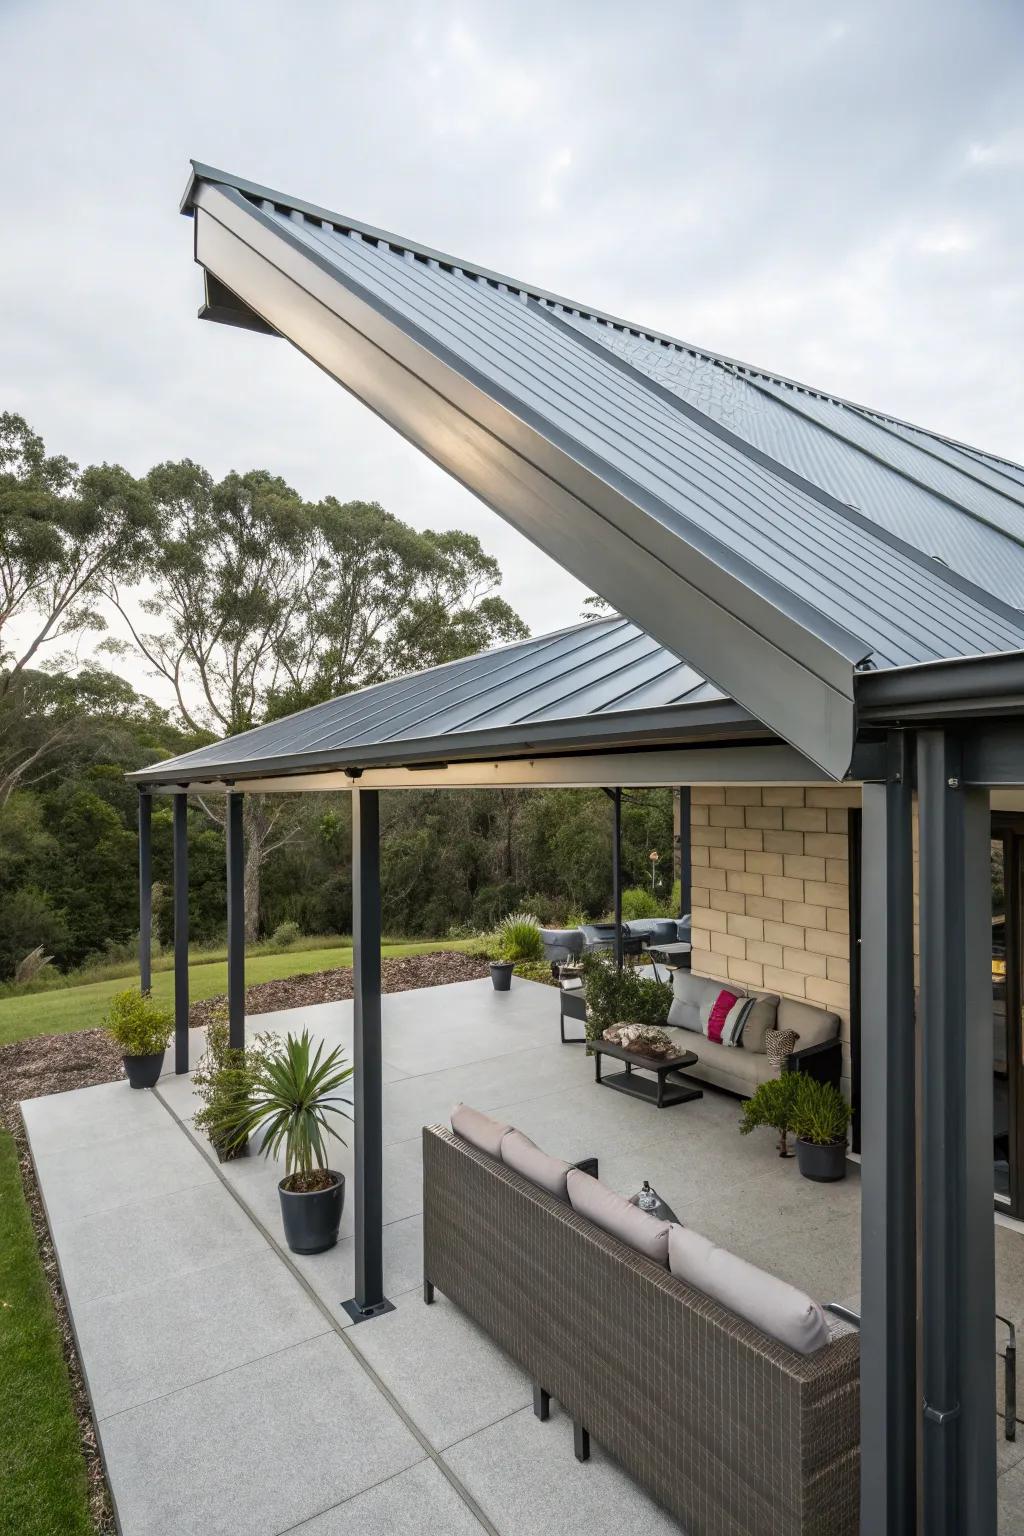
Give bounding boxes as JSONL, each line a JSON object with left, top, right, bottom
{"left": 706, "top": 989, "right": 740, "bottom": 1043}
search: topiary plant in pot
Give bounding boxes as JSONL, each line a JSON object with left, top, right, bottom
{"left": 739, "top": 1074, "right": 801, "bottom": 1158}
{"left": 104, "top": 988, "right": 174, "bottom": 1088}
{"left": 219, "top": 1029, "right": 353, "bottom": 1254}
{"left": 791, "top": 1075, "right": 851, "bottom": 1182}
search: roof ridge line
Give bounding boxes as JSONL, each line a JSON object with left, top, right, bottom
{"left": 536, "top": 303, "right": 1024, "bottom": 642}
{"left": 183, "top": 161, "right": 1024, "bottom": 476}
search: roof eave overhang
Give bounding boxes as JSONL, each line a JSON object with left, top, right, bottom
{"left": 184, "top": 175, "right": 868, "bottom": 779}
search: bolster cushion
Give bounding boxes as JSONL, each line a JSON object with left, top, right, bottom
{"left": 451, "top": 1102, "right": 512, "bottom": 1157}
{"left": 668, "top": 1225, "right": 828, "bottom": 1354}
{"left": 501, "top": 1129, "right": 572, "bottom": 1200}
{"left": 567, "top": 1168, "right": 671, "bottom": 1265}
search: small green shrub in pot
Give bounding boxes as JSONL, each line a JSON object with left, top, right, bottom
{"left": 739, "top": 1074, "right": 801, "bottom": 1158}
{"left": 790, "top": 1076, "right": 851, "bottom": 1182}
{"left": 216, "top": 1029, "right": 353, "bottom": 1253}
{"left": 580, "top": 951, "right": 673, "bottom": 1045}
{"left": 104, "top": 988, "right": 174, "bottom": 1089}
{"left": 192, "top": 1012, "right": 280, "bottom": 1161}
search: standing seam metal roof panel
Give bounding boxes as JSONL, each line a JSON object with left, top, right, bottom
{"left": 256, "top": 199, "right": 1024, "bottom": 668}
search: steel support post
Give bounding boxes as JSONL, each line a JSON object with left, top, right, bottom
{"left": 859, "top": 733, "right": 916, "bottom": 1535}
{"left": 138, "top": 790, "right": 152, "bottom": 995}
{"left": 226, "top": 791, "right": 245, "bottom": 1051}
{"left": 918, "top": 730, "right": 996, "bottom": 1534}
{"left": 612, "top": 788, "right": 623, "bottom": 970}
{"left": 172, "top": 792, "right": 189, "bottom": 1074}
{"left": 677, "top": 785, "right": 692, "bottom": 918}
{"left": 343, "top": 788, "right": 393, "bottom": 1323}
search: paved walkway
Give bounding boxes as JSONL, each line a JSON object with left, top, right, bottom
{"left": 21, "top": 978, "right": 1024, "bottom": 1533}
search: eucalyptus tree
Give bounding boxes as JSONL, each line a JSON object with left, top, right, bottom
{"left": 0, "top": 412, "right": 155, "bottom": 802}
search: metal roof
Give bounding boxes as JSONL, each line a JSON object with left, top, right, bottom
{"left": 130, "top": 617, "right": 757, "bottom": 787}
{"left": 175, "top": 162, "right": 1024, "bottom": 778}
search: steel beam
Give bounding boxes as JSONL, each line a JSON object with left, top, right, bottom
{"left": 342, "top": 789, "right": 393, "bottom": 1323}
{"left": 917, "top": 730, "right": 996, "bottom": 1534}
{"left": 138, "top": 790, "right": 152, "bottom": 995}
{"left": 677, "top": 786, "right": 692, "bottom": 917}
{"left": 172, "top": 792, "right": 189, "bottom": 1074}
{"left": 612, "top": 788, "right": 623, "bottom": 970}
{"left": 226, "top": 792, "right": 245, "bottom": 1051}
{"left": 858, "top": 734, "right": 916, "bottom": 1535}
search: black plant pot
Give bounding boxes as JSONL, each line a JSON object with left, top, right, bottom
{"left": 795, "top": 1137, "right": 848, "bottom": 1182}
{"left": 278, "top": 1171, "right": 345, "bottom": 1254}
{"left": 490, "top": 961, "right": 513, "bottom": 992}
{"left": 123, "top": 1051, "right": 164, "bottom": 1089}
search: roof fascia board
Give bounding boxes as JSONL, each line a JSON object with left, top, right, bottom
{"left": 128, "top": 697, "right": 762, "bottom": 787}
{"left": 180, "top": 164, "right": 1024, "bottom": 479}
{"left": 857, "top": 650, "right": 1024, "bottom": 723}
{"left": 190, "top": 183, "right": 860, "bottom": 776}
{"left": 140, "top": 741, "right": 835, "bottom": 794}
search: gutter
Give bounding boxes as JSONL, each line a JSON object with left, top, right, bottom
{"left": 857, "top": 650, "right": 1024, "bottom": 722}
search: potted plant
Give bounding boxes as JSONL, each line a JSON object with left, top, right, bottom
{"left": 580, "top": 950, "right": 673, "bottom": 1047}
{"left": 220, "top": 1029, "right": 353, "bottom": 1254}
{"left": 491, "top": 911, "right": 543, "bottom": 990}
{"left": 104, "top": 988, "right": 174, "bottom": 1088}
{"left": 739, "top": 1074, "right": 801, "bottom": 1158}
{"left": 192, "top": 1012, "right": 279, "bottom": 1162}
{"left": 791, "top": 1076, "right": 851, "bottom": 1182}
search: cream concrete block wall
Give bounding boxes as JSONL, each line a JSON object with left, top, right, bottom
{"left": 689, "top": 784, "right": 861, "bottom": 1093}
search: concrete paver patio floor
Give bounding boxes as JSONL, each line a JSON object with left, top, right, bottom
{"left": 21, "top": 977, "right": 1024, "bottom": 1535}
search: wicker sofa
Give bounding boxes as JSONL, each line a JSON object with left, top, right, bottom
{"left": 423, "top": 1123, "right": 859, "bottom": 1535}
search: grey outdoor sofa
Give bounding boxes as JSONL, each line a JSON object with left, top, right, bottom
{"left": 423, "top": 1124, "right": 859, "bottom": 1535}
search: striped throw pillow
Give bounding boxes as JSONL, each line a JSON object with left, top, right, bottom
{"left": 720, "top": 995, "right": 755, "bottom": 1048}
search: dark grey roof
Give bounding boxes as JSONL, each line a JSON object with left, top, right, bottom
{"left": 178, "top": 162, "right": 1024, "bottom": 776}
{"left": 130, "top": 617, "right": 756, "bottom": 787}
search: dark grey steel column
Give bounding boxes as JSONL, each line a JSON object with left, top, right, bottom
{"left": 917, "top": 731, "right": 995, "bottom": 1535}
{"left": 172, "top": 792, "right": 189, "bottom": 1074}
{"left": 226, "top": 791, "right": 245, "bottom": 1051}
{"left": 343, "top": 788, "right": 393, "bottom": 1323}
{"left": 859, "top": 733, "right": 916, "bottom": 1535}
{"left": 677, "top": 786, "right": 692, "bottom": 918}
{"left": 612, "top": 788, "right": 623, "bottom": 970}
{"left": 138, "top": 790, "right": 152, "bottom": 995}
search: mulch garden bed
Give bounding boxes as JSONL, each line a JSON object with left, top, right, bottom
{"left": 0, "top": 946, "right": 489, "bottom": 1535}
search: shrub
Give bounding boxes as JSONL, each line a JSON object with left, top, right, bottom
{"left": 580, "top": 951, "right": 673, "bottom": 1041}
{"left": 512, "top": 959, "right": 559, "bottom": 987}
{"left": 103, "top": 988, "right": 174, "bottom": 1058}
{"left": 619, "top": 886, "right": 661, "bottom": 921}
{"left": 192, "top": 1012, "right": 280, "bottom": 1160}
{"left": 790, "top": 1076, "right": 851, "bottom": 1146}
{"left": 270, "top": 920, "right": 302, "bottom": 950}
{"left": 497, "top": 911, "right": 543, "bottom": 962}
{"left": 739, "top": 1076, "right": 801, "bottom": 1157}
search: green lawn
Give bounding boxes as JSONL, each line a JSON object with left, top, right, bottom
{"left": 0, "top": 1130, "right": 95, "bottom": 1535}
{"left": 0, "top": 940, "right": 471, "bottom": 1048}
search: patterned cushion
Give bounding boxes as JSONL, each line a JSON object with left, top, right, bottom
{"left": 720, "top": 995, "right": 755, "bottom": 1048}
{"left": 705, "top": 989, "right": 740, "bottom": 1043}
{"left": 738, "top": 994, "right": 780, "bottom": 1053}
{"left": 567, "top": 1169, "right": 671, "bottom": 1265}
{"left": 451, "top": 1103, "right": 511, "bottom": 1157}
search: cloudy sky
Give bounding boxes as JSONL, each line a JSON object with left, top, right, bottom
{"left": 2, "top": 0, "right": 1023, "bottom": 704}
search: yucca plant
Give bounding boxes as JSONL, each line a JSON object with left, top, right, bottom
{"left": 219, "top": 1030, "right": 353, "bottom": 1193}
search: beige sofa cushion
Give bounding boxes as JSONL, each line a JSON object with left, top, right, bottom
{"left": 500, "top": 1129, "right": 572, "bottom": 1200}
{"left": 738, "top": 993, "right": 780, "bottom": 1053}
{"left": 669, "top": 971, "right": 736, "bottom": 1035}
{"left": 666, "top": 1032, "right": 769, "bottom": 1096}
{"left": 777, "top": 997, "right": 841, "bottom": 1050}
{"left": 451, "top": 1103, "right": 511, "bottom": 1158}
{"left": 567, "top": 1169, "right": 671, "bottom": 1265}
{"left": 668, "top": 1225, "right": 829, "bottom": 1355}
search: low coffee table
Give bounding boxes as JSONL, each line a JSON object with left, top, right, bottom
{"left": 592, "top": 1038, "right": 702, "bottom": 1108}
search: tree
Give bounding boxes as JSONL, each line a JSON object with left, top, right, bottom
{"left": 110, "top": 465, "right": 528, "bottom": 937}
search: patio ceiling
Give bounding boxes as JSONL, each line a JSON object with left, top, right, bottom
{"left": 178, "top": 162, "right": 1024, "bottom": 779}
